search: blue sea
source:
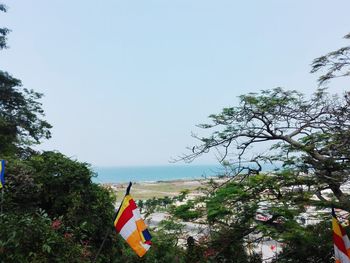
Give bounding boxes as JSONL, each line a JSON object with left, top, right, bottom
{"left": 92, "top": 165, "right": 223, "bottom": 183}
{"left": 92, "top": 163, "right": 281, "bottom": 183}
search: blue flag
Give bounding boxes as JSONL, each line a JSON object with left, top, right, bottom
{"left": 0, "top": 160, "right": 5, "bottom": 188}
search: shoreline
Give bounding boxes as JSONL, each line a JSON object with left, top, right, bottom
{"left": 102, "top": 176, "right": 228, "bottom": 201}
{"left": 93, "top": 164, "right": 226, "bottom": 184}
{"left": 100, "top": 174, "right": 227, "bottom": 185}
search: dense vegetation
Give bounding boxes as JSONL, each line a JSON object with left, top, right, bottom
{"left": 1, "top": 3, "right": 350, "bottom": 262}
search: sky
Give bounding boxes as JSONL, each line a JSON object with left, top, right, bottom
{"left": 1, "top": 1, "right": 350, "bottom": 166}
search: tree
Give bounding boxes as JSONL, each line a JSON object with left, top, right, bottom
{"left": 0, "top": 4, "right": 9, "bottom": 50}
{"left": 311, "top": 32, "right": 350, "bottom": 85}
{"left": 185, "top": 87, "right": 350, "bottom": 210}
{"left": 177, "top": 33, "right": 350, "bottom": 261}
{"left": 0, "top": 72, "right": 52, "bottom": 156}
{"left": 0, "top": 5, "right": 51, "bottom": 157}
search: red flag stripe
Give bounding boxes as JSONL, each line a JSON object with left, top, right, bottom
{"left": 334, "top": 232, "right": 349, "bottom": 256}
{"left": 115, "top": 199, "right": 137, "bottom": 232}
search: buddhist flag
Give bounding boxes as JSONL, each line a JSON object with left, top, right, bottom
{"left": 0, "top": 160, "right": 5, "bottom": 189}
{"left": 114, "top": 182, "right": 152, "bottom": 257}
{"left": 332, "top": 208, "right": 350, "bottom": 263}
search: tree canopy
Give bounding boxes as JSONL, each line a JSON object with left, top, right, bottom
{"left": 173, "top": 33, "right": 350, "bottom": 262}
{"left": 311, "top": 33, "right": 350, "bottom": 85}
{"left": 185, "top": 87, "right": 350, "bottom": 210}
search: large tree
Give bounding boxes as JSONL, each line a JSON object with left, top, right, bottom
{"left": 184, "top": 87, "right": 350, "bottom": 211}
{"left": 175, "top": 34, "right": 350, "bottom": 261}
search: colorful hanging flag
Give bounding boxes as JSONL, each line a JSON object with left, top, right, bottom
{"left": 114, "top": 182, "right": 152, "bottom": 257}
{"left": 332, "top": 208, "right": 350, "bottom": 263}
{"left": 0, "top": 160, "right": 5, "bottom": 189}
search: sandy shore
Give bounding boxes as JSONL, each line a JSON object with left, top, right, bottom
{"left": 102, "top": 178, "right": 213, "bottom": 200}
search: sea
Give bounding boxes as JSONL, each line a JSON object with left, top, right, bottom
{"left": 92, "top": 164, "right": 223, "bottom": 184}
{"left": 92, "top": 163, "right": 280, "bottom": 183}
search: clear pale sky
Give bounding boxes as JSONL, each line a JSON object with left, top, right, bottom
{"left": 1, "top": 1, "right": 350, "bottom": 166}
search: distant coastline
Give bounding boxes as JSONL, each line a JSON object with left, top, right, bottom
{"left": 92, "top": 164, "right": 223, "bottom": 184}
{"left": 93, "top": 163, "right": 281, "bottom": 184}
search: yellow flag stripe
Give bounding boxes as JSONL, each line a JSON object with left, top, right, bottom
{"left": 333, "top": 217, "right": 343, "bottom": 238}
{"left": 114, "top": 195, "right": 132, "bottom": 226}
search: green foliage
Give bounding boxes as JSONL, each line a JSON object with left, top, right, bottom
{"left": 0, "top": 152, "right": 118, "bottom": 261}
{"left": 142, "top": 220, "right": 186, "bottom": 263}
{"left": 0, "top": 4, "right": 9, "bottom": 50}
{"left": 187, "top": 85, "right": 350, "bottom": 210}
{"left": 141, "top": 193, "right": 191, "bottom": 217}
{"left": 0, "top": 71, "right": 52, "bottom": 156}
{"left": 311, "top": 32, "right": 350, "bottom": 85}
{"left": 0, "top": 210, "right": 86, "bottom": 263}
{"left": 172, "top": 201, "right": 202, "bottom": 221}
{"left": 271, "top": 222, "right": 333, "bottom": 262}
{"left": 208, "top": 229, "right": 261, "bottom": 263}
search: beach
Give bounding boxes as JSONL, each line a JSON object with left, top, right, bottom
{"left": 102, "top": 178, "right": 211, "bottom": 201}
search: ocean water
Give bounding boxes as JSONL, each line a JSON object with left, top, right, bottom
{"left": 92, "top": 163, "right": 281, "bottom": 183}
{"left": 92, "top": 165, "right": 223, "bottom": 183}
